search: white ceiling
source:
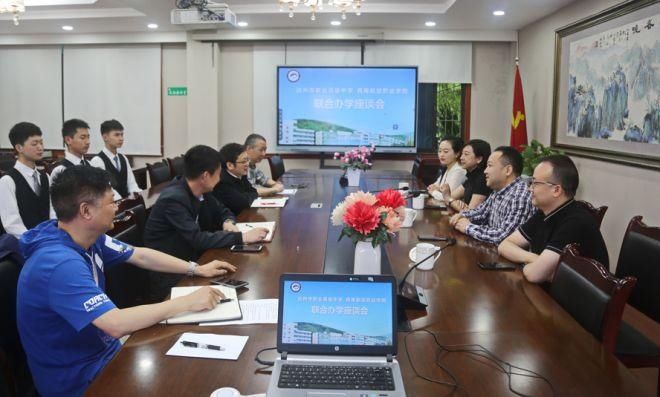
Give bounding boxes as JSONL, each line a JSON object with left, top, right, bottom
{"left": 0, "top": 0, "right": 578, "bottom": 35}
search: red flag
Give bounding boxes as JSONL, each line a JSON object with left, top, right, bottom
{"left": 510, "top": 64, "right": 528, "bottom": 151}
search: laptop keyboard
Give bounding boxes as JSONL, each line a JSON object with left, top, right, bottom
{"left": 278, "top": 364, "right": 395, "bottom": 390}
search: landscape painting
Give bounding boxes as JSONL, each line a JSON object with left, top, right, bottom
{"left": 552, "top": 0, "right": 660, "bottom": 169}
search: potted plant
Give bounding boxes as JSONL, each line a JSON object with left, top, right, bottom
{"left": 331, "top": 189, "right": 405, "bottom": 274}
{"left": 333, "top": 144, "right": 376, "bottom": 186}
{"left": 521, "top": 139, "right": 563, "bottom": 176}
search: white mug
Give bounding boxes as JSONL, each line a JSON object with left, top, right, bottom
{"left": 415, "top": 242, "right": 441, "bottom": 270}
{"left": 412, "top": 194, "right": 427, "bottom": 210}
{"left": 401, "top": 208, "right": 417, "bottom": 228}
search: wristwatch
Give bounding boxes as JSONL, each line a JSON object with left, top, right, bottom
{"left": 187, "top": 261, "right": 198, "bottom": 277}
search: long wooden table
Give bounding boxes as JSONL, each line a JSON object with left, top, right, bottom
{"left": 87, "top": 170, "right": 650, "bottom": 397}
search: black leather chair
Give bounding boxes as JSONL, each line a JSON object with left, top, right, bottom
{"left": 132, "top": 167, "right": 148, "bottom": 190}
{"left": 116, "top": 195, "right": 146, "bottom": 239}
{"left": 168, "top": 156, "right": 185, "bottom": 179}
{"left": 614, "top": 216, "right": 660, "bottom": 394}
{"left": 106, "top": 212, "right": 149, "bottom": 308}
{"left": 0, "top": 259, "right": 36, "bottom": 397}
{"left": 411, "top": 155, "right": 442, "bottom": 187}
{"left": 575, "top": 200, "right": 608, "bottom": 228}
{"left": 550, "top": 244, "right": 636, "bottom": 354}
{"left": 268, "top": 155, "right": 285, "bottom": 181}
{"left": 147, "top": 160, "right": 171, "bottom": 187}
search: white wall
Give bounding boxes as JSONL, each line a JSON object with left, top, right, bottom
{"left": 132, "top": 43, "right": 188, "bottom": 168}
{"left": 469, "top": 42, "right": 515, "bottom": 145}
{"left": 518, "top": 0, "right": 660, "bottom": 268}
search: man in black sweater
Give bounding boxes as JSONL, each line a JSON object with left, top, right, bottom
{"left": 144, "top": 145, "right": 267, "bottom": 301}
{"left": 213, "top": 143, "right": 259, "bottom": 215}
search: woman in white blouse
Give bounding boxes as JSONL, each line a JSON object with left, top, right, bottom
{"left": 428, "top": 137, "right": 466, "bottom": 199}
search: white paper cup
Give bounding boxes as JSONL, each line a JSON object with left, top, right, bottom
{"left": 412, "top": 194, "right": 427, "bottom": 210}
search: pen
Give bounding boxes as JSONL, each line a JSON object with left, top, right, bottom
{"left": 219, "top": 298, "right": 233, "bottom": 304}
{"left": 244, "top": 224, "right": 254, "bottom": 228}
{"left": 181, "top": 340, "right": 225, "bottom": 351}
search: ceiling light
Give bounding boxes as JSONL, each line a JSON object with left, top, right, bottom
{"left": 62, "top": 25, "right": 73, "bottom": 30}
{"left": 25, "top": 0, "right": 96, "bottom": 5}
{"left": 330, "top": 20, "right": 341, "bottom": 26}
{"left": 278, "top": 0, "right": 362, "bottom": 21}
{"left": 425, "top": 21, "right": 436, "bottom": 27}
{"left": 237, "top": 21, "right": 248, "bottom": 27}
{"left": 147, "top": 23, "right": 158, "bottom": 29}
{"left": 0, "top": 0, "right": 25, "bottom": 25}
{"left": 493, "top": 10, "right": 505, "bottom": 16}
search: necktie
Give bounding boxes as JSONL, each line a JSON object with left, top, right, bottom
{"left": 81, "top": 158, "right": 88, "bottom": 166}
{"left": 113, "top": 155, "right": 121, "bottom": 171}
{"left": 32, "top": 171, "right": 41, "bottom": 195}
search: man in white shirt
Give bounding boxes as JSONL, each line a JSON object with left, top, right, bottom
{"left": 0, "top": 122, "right": 56, "bottom": 238}
{"left": 50, "top": 118, "right": 92, "bottom": 181}
{"left": 90, "top": 119, "right": 141, "bottom": 200}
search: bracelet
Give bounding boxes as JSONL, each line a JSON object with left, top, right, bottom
{"left": 187, "top": 261, "right": 198, "bottom": 277}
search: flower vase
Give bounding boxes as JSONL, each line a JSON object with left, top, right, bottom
{"left": 346, "top": 168, "right": 361, "bottom": 187}
{"left": 353, "top": 240, "right": 381, "bottom": 275}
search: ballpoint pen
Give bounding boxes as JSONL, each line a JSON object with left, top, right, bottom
{"left": 181, "top": 341, "right": 225, "bottom": 351}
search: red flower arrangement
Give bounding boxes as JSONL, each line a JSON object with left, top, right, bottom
{"left": 331, "top": 189, "right": 406, "bottom": 246}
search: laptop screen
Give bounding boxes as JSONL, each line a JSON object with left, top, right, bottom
{"left": 277, "top": 274, "right": 397, "bottom": 356}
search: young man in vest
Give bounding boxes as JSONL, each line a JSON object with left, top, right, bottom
{"left": 0, "top": 122, "right": 56, "bottom": 238}
{"left": 50, "top": 118, "right": 91, "bottom": 181}
{"left": 90, "top": 119, "right": 141, "bottom": 200}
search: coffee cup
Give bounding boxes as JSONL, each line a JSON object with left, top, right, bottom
{"left": 413, "top": 243, "right": 441, "bottom": 270}
{"left": 412, "top": 194, "right": 427, "bottom": 210}
{"left": 401, "top": 208, "right": 417, "bottom": 228}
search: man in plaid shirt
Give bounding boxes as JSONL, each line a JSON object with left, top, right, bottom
{"left": 450, "top": 146, "right": 535, "bottom": 245}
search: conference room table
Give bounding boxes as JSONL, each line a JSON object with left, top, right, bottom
{"left": 87, "top": 170, "right": 650, "bottom": 397}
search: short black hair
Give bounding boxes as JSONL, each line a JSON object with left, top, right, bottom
{"left": 465, "top": 139, "right": 491, "bottom": 170}
{"left": 184, "top": 145, "right": 221, "bottom": 179}
{"left": 219, "top": 143, "right": 246, "bottom": 170}
{"left": 539, "top": 154, "right": 579, "bottom": 197}
{"left": 439, "top": 137, "right": 464, "bottom": 155}
{"left": 51, "top": 166, "right": 112, "bottom": 222}
{"left": 494, "top": 146, "right": 524, "bottom": 176}
{"left": 9, "top": 122, "right": 42, "bottom": 147}
{"left": 100, "top": 119, "right": 124, "bottom": 135}
{"left": 245, "top": 133, "right": 266, "bottom": 148}
{"left": 62, "top": 118, "right": 90, "bottom": 139}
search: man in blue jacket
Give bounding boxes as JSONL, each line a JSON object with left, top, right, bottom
{"left": 16, "top": 166, "right": 237, "bottom": 397}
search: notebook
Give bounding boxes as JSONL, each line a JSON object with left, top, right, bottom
{"left": 251, "top": 197, "right": 289, "bottom": 208}
{"left": 164, "top": 286, "right": 242, "bottom": 324}
{"left": 266, "top": 273, "right": 406, "bottom": 397}
{"left": 236, "top": 221, "right": 276, "bottom": 242}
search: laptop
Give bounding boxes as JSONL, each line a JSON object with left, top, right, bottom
{"left": 266, "top": 273, "right": 407, "bottom": 397}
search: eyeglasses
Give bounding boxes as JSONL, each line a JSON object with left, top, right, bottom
{"left": 526, "top": 178, "right": 560, "bottom": 188}
{"left": 234, "top": 159, "right": 250, "bottom": 164}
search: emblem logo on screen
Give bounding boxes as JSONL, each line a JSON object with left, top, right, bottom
{"left": 290, "top": 281, "right": 301, "bottom": 293}
{"left": 334, "top": 346, "right": 339, "bottom": 351}
{"left": 287, "top": 70, "right": 300, "bottom": 82}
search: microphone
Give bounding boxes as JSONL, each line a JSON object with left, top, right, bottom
{"left": 405, "top": 189, "right": 429, "bottom": 198}
{"left": 397, "top": 239, "right": 456, "bottom": 311}
{"left": 369, "top": 186, "right": 410, "bottom": 194}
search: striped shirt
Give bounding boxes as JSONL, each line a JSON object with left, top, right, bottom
{"left": 461, "top": 177, "right": 535, "bottom": 245}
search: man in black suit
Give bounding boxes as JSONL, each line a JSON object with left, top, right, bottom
{"left": 144, "top": 145, "right": 267, "bottom": 301}
{"left": 213, "top": 143, "right": 259, "bottom": 215}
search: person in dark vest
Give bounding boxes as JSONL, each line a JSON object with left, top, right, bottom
{"left": 0, "top": 122, "right": 56, "bottom": 238}
{"left": 50, "top": 118, "right": 91, "bottom": 181}
{"left": 90, "top": 119, "right": 141, "bottom": 200}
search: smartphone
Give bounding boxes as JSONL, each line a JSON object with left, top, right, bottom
{"left": 211, "top": 278, "right": 249, "bottom": 289}
{"left": 230, "top": 244, "right": 263, "bottom": 253}
{"left": 478, "top": 262, "right": 518, "bottom": 271}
